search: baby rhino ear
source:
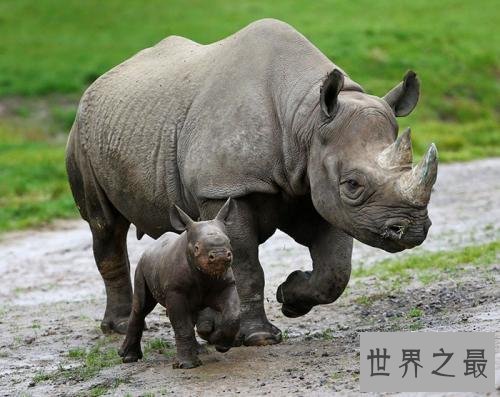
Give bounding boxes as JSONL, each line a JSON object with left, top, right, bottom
{"left": 215, "top": 198, "right": 235, "bottom": 223}
{"left": 170, "top": 205, "right": 194, "bottom": 231}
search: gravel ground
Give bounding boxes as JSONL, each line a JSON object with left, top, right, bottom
{"left": 0, "top": 158, "right": 499, "bottom": 396}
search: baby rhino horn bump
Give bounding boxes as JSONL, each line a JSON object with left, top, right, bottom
{"left": 399, "top": 143, "right": 438, "bottom": 205}
{"left": 378, "top": 128, "right": 413, "bottom": 169}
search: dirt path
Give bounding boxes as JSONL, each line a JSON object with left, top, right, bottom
{"left": 0, "top": 159, "right": 499, "bottom": 396}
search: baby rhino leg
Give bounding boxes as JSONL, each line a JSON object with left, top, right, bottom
{"left": 208, "top": 283, "right": 241, "bottom": 352}
{"left": 167, "top": 292, "right": 202, "bottom": 369}
{"left": 119, "top": 268, "right": 156, "bottom": 363}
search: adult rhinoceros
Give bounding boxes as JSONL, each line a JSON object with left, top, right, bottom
{"left": 66, "top": 19, "right": 437, "bottom": 346}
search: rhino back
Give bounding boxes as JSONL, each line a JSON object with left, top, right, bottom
{"left": 177, "top": 19, "right": 360, "bottom": 200}
{"left": 74, "top": 19, "right": 345, "bottom": 234}
{"left": 178, "top": 19, "right": 335, "bottom": 199}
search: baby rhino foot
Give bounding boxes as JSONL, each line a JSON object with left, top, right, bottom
{"left": 173, "top": 356, "right": 202, "bottom": 369}
{"left": 118, "top": 342, "right": 143, "bottom": 363}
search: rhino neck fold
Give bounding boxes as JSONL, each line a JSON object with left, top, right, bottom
{"left": 271, "top": 72, "right": 361, "bottom": 197}
{"left": 272, "top": 77, "right": 321, "bottom": 196}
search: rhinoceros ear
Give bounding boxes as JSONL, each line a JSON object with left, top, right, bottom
{"left": 170, "top": 205, "right": 194, "bottom": 231}
{"left": 383, "top": 70, "right": 420, "bottom": 117}
{"left": 320, "top": 69, "right": 344, "bottom": 118}
{"left": 215, "top": 198, "right": 235, "bottom": 223}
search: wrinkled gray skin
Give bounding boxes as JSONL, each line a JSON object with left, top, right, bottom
{"left": 119, "top": 199, "right": 240, "bottom": 368}
{"left": 66, "top": 19, "right": 438, "bottom": 346}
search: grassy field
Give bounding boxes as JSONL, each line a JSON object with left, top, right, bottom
{"left": 0, "top": 122, "right": 75, "bottom": 231}
{"left": 353, "top": 240, "right": 500, "bottom": 285}
{"left": 0, "top": 0, "right": 498, "bottom": 232}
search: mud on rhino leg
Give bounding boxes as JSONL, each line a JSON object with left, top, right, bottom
{"left": 277, "top": 214, "right": 353, "bottom": 318}
{"left": 196, "top": 199, "right": 282, "bottom": 346}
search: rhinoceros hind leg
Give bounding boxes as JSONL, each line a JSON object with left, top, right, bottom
{"left": 91, "top": 211, "right": 133, "bottom": 335}
{"left": 66, "top": 137, "right": 133, "bottom": 334}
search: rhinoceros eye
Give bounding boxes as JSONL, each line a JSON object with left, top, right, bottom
{"left": 343, "top": 178, "right": 362, "bottom": 194}
{"left": 346, "top": 179, "right": 359, "bottom": 190}
{"left": 340, "top": 175, "right": 365, "bottom": 202}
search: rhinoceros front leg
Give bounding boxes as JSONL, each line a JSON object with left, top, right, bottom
{"left": 196, "top": 199, "right": 282, "bottom": 346}
{"left": 276, "top": 219, "right": 353, "bottom": 318}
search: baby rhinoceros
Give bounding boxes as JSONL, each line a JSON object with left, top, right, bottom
{"left": 119, "top": 198, "right": 240, "bottom": 368}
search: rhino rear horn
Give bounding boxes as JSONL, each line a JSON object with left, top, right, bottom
{"left": 383, "top": 71, "right": 420, "bottom": 117}
{"left": 320, "top": 69, "right": 344, "bottom": 118}
{"left": 378, "top": 127, "right": 413, "bottom": 169}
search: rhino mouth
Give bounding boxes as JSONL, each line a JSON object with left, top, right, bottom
{"left": 379, "top": 224, "right": 430, "bottom": 252}
{"left": 352, "top": 216, "right": 430, "bottom": 253}
{"left": 380, "top": 238, "right": 417, "bottom": 253}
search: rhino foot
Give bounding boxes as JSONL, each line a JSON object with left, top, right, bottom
{"left": 276, "top": 270, "right": 314, "bottom": 318}
{"left": 240, "top": 321, "right": 282, "bottom": 346}
{"left": 101, "top": 314, "right": 148, "bottom": 335}
{"left": 173, "top": 356, "right": 202, "bottom": 369}
{"left": 118, "top": 342, "right": 143, "bottom": 363}
{"left": 197, "top": 308, "right": 282, "bottom": 347}
{"left": 101, "top": 317, "right": 130, "bottom": 335}
{"left": 240, "top": 317, "right": 282, "bottom": 346}
{"left": 279, "top": 300, "right": 314, "bottom": 318}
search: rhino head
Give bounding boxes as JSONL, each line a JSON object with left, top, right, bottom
{"left": 308, "top": 70, "right": 437, "bottom": 253}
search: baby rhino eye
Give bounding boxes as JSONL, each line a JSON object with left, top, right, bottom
{"left": 194, "top": 243, "right": 200, "bottom": 255}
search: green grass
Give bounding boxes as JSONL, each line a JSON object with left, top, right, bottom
{"left": 408, "top": 307, "right": 424, "bottom": 318}
{"left": 65, "top": 341, "right": 122, "bottom": 380}
{"left": 143, "top": 338, "right": 176, "bottom": 360}
{"left": 33, "top": 337, "right": 123, "bottom": 385}
{"left": 353, "top": 240, "right": 500, "bottom": 282}
{"left": 355, "top": 295, "right": 373, "bottom": 306}
{"left": 89, "top": 386, "right": 109, "bottom": 397}
{"left": 0, "top": 0, "right": 499, "bottom": 232}
{"left": 321, "top": 328, "right": 334, "bottom": 340}
{"left": 1, "top": 0, "right": 498, "bottom": 109}
{"left": 0, "top": 122, "right": 76, "bottom": 233}
{"left": 32, "top": 372, "right": 52, "bottom": 383}
{"left": 349, "top": 242, "right": 498, "bottom": 331}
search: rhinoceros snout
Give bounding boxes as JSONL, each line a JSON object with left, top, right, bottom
{"left": 423, "top": 218, "right": 432, "bottom": 234}
{"left": 382, "top": 216, "right": 431, "bottom": 250}
{"left": 383, "top": 219, "right": 410, "bottom": 240}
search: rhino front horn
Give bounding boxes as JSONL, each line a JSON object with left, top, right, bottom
{"left": 378, "top": 127, "right": 413, "bottom": 169}
{"left": 399, "top": 143, "right": 438, "bottom": 206}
